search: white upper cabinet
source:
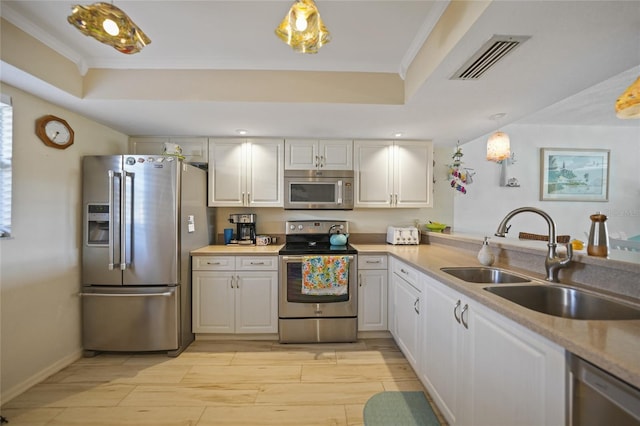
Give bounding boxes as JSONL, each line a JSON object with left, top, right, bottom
{"left": 208, "top": 138, "right": 284, "bottom": 207}
{"left": 129, "top": 137, "right": 208, "bottom": 163}
{"left": 285, "top": 139, "right": 353, "bottom": 170}
{"left": 354, "top": 140, "right": 433, "bottom": 208}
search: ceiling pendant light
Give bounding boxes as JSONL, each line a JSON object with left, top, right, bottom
{"left": 615, "top": 75, "right": 640, "bottom": 119}
{"left": 68, "top": 2, "right": 151, "bottom": 54}
{"left": 275, "top": 0, "right": 330, "bottom": 54}
{"left": 486, "top": 113, "right": 510, "bottom": 162}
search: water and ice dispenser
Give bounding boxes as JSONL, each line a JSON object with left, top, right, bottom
{"left": 86, "top": 203, "right": 109, "bottom": 246}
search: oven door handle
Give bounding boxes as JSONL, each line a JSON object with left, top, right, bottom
{"left": 281, "top": 255, "right": 355, "bottom": 261}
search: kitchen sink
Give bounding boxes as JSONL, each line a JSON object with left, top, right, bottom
{"left": 484, "top": 285, "right": 640, "bottom": 320}
{"left": 441, "top": 267, "right": 532, "bottom": 284}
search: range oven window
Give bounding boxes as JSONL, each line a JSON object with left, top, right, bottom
{"left": 289, "top": 182, "right": 336, "bottom": 203}
{"left": 285, "top": 262, "right": 349, "bottom": 303}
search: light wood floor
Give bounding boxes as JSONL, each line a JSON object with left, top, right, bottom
{"left": 1, "top": 338, "right": 447, "bottom": 425}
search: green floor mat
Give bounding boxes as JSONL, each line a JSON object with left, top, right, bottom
{"left": 363, "top": 391, "right": 441, "bottom": 426}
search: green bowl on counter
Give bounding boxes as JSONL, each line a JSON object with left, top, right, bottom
{"left": 425, "top": 222, "right": 447, "bottom": 232}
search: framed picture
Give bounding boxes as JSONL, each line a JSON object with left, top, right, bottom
{"left": 540, "top": 148, "right": 609, "bottom": 201}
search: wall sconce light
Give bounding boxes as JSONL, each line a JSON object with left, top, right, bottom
{"left": 486, "top": 113, "right": 519, "bottom": 187}
{"left": 486, "top": 113, "right": 510, "bottom": 161}
{"left": 68, "top": 2, "right": 151, "bottom": 54}
{"left": 275, "top": 0, "right": 330, "bottom": 54}
{"left": 615, "top": 75, "right": 640, "bottom": 119}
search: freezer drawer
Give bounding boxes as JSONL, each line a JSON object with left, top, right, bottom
{"left": 81, "top": 286, "right": 179, "bottom": 352}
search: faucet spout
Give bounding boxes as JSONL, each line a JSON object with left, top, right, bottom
{"left": 494, "top": 207, "right": 572, "bottom": 282}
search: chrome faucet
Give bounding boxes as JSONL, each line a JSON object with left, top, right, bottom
{"left": 495, "top": 207, "right": 572, "bottom": 283}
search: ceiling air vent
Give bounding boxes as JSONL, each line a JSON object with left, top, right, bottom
{"left": 452, "top": 35, "right": 530, "bottom": 80}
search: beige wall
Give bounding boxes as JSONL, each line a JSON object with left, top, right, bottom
{"left": 0, "top": 83, "right": 128, "bottom": 403}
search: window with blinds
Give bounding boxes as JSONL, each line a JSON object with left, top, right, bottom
{"left": 0, "top": 94, "right": 13, "bottom": 238}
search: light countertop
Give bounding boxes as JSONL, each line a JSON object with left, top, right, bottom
{"left": 191, "top": 242, "right": 640, "bottom": 388}
{"left": 191, "top": 244, "right": 283, "bottom": 255}
{"left": 352, "top": 243, "right": 640, "bottom": 389}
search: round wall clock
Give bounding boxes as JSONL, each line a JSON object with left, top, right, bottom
{"left": 35, "top": 115, "right": 74, "bottom": 149}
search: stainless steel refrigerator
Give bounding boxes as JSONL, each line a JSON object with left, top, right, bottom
{"left": 81, "top": 155, "right": 209, "bottom": 356}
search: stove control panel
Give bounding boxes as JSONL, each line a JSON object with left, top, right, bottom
{"left": 285, "top": 220, "right": 348, "bottom": 235}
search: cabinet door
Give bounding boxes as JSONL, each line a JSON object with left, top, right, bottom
{"left": 393, "top": 272, "right": 422, "bottom": 371}
{"left": 421, "top": 276, "right": 464, "bottom": 425}
{"left": 354, "top": 140, "right": 393, "bottom": 207}
{"left": 247, "top": 139, "right": 284, "bottom": 207}
{"left": 284, "top": 139, "right": 318, "bottom": 169}
{"left": 358, "top": 269, "right": 388, "bottom": 331}
{"left": 464, "top": 303, "right": 566, "bottom": 426}
{"left": 394, "top": 141, "right": 433, "bottom": 208}
{"left": 235, "top": 271, "right": 278, "bottom": 333}
{"left": 129, "top": 137, "right": 168, "bottom": 155}
{"left": 208, "top": 139, "right": 246, "bottom": 207}
{"left": 169, "top": 137, "right": 208, "bottom": 163}
{"left": 319, "top": 139, "right": 353, "bottom": 170}
{"left": 192, "top": 271, "right": 235, "bottom": 333}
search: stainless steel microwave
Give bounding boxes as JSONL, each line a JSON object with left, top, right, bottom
{"left": 284, "top": 170, "right": 354, "bottom": 210}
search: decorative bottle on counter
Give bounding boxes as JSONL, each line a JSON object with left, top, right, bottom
{"left": 477, "top": 236, "right": 495, "bottom": 266}
{"left": 587, "top": 213, "right": 609, "bottom": 257}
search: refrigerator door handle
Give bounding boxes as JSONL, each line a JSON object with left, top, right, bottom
{"left": 79, "top": 291, "right": 174, "bottom": 297}
{"left": 120, "top": 171, "right": 131, "bottom": 270}
{"left": 107, "top": 170, "right": 117, "bottom": 270}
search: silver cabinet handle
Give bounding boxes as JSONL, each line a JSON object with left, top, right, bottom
{"left": 461, "top": 304, "right": 469, "bottom": 329}
{"left": 400, "top": 268, "right": 409, "bottom": 275}
{"left": 207, "top": 261, "right": 222, "bottom": 265}
{"left": 390, "top": 194, "right": 393, "bottom": 205}
{"left": 236, "top": 275, "right": 240, "bottom": 288}
{"left": 365, "top": 260, "right": 381, "bottom": 264}
{"left": 358, "top": 274, "right": 362, "bottom": 287}
{"left": 315, "top": 155, "right": 319, "bottom": 168}
{"left": 453, "top": 300, "right": 461, "bottom": 324}
{"left": 414, "top": 297, "right": 420, "bottom": 315}
{"left": 250, "top": 261, "right": 266, "bottom": 265}
{"left": 230, "top": 276, "right": 234, "bottom": 289}
{"left": 247, "top": 192, "right": 251, "bottom": 205}
{"left": 320, "top": 155, "right": 325, "bottom": 168}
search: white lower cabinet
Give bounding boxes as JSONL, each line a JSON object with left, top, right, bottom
{"left": 390, "top": 258, "right": 422, "bottom": 372}
{"left": 192, "top": 256, "right": 278, "bottom": 334}
{"left": 358, "top": 255, "right": 388, "bottom": 331}
{"left": 421, "top": 274, "right": 566, "bottom": 426}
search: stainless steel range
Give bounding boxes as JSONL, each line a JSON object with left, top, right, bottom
{"left": 279, "top": 220, "right": 358, "bottom": 343}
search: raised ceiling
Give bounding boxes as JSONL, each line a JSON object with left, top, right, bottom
{"left": 1, "top": 0, "right": 639, "bottom": 145}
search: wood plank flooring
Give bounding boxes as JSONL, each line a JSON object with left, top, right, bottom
{"left": 1, "top": 338, "right": 448, "bottom": 425}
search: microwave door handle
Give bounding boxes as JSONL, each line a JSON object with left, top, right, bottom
{"left": 337, "top": 180, "right": 343, "bottom": 205}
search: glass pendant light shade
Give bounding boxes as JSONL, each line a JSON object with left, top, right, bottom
{"left": 486, "top": 131, "right": 511, "bottom": 161}
{"left": 615, "top": 75, "right": 640, "bottom": 119}
{"left": 275, "top": 0, "right": 330, "bottom": 54}
{"left": 68, "top": 2, "right": 151, "bottom": 54}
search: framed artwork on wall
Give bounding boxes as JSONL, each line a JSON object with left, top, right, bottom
{"left": 540, "top": 148, "right": 610, "bottom": 202}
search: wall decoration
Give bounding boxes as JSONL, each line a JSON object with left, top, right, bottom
{"left": 540, "top": 148, "right": 609, "bottom": 201}
{"left": 447, "top": 144, "right": 475, "bottom": 194}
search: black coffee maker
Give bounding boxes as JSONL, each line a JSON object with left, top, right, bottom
{"left": 228, "top": 213, "right": 256, "bottom": 245}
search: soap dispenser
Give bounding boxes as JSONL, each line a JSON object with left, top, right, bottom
{"left": 477, "top": 236, "right": 495, "bottom": 266}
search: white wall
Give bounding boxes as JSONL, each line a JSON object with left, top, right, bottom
{"left": 453, "top": 123, "right": 640, "bottom": 242}
{"left": 0, "top": 84, "right": 128, "bottom": 403}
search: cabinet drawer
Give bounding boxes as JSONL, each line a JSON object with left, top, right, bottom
{"left": 193, "top": 256, "right": 235, "bottom": 271}
{"left": 359, "top": 255, "right": 388, "bottom": 270}
{"left": 236, "top": 256, "right": 278, "bottom": 271}
{"left": 391, "top": 258, "right": 420, "bottom": 288}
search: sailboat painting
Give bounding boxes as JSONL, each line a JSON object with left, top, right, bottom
{"left": 540, "top": 148, "right": 610, "bottom": 201}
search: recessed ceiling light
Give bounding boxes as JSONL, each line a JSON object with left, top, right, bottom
{"left": 393, "top": 132, "right": 404, "bottom": 138}
{"left": 236, "top": 129, "right": 248, "bottom": 135}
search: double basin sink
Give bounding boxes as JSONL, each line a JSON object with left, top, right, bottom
{"left": 440, "top": 267, "right": 640, "bottom": 321}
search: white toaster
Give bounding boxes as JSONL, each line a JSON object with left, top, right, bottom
{"left": 386, "top": 226, "right": 420, "bottom": 245}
